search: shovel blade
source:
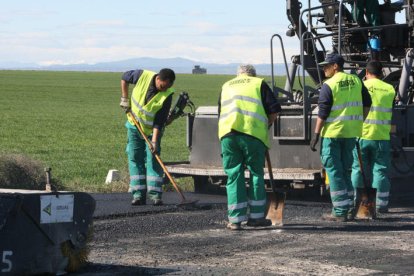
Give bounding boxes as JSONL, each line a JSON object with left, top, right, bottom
{"left": 355, "top": 188, "right": 376, "bottom": 219}
{"left": 266, "top": 192, "right": 286, "bottom": 226}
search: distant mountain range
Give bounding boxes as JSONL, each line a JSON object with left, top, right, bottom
{"left": 0, "top": 57, "right": 289, "bottom": 76}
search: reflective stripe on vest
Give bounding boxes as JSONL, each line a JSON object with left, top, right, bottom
{"left": 321, "top": 72, "right": 364, "bottom": 138}
{"left": 362, "top": 78, "right": 395, "bottom": 140}
{"left": 127, "top": 70, "right": 174, "bottom": 136}
{"left": 218, "top": 75, "right": 269, "bottom": 147}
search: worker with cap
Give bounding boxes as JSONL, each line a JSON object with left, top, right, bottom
{"left": 218, "top": 64, "right": 281, "bottom": 230}
{"left": 120, "top": 68, "right": 175, "bottom": 206}
{"left": 310, "top": 52, "right": 371, "bottom": 222}
{"left": 351, "top": 60, "right": 395, "bottom": 214}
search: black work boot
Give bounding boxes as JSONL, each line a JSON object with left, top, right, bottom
{"left": 347, "top": 208, "right": 356, "bottom": 221}
{"left": 131, "top": 198, "right": 146, "bottom": 206}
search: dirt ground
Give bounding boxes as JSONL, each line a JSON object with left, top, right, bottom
{"left": 74, "top": 192, "right": 414, "bottom": 275}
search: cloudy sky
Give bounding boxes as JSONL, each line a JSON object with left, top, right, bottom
{"left": 3, "top": 0, "right": 399, "bottom": 66}
{"left": 0, "top": 0, "right": 309, "bottom": 65}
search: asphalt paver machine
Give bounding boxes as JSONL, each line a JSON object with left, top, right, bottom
{"left": 166, "top": 0, "right": 414, "bottom": 199}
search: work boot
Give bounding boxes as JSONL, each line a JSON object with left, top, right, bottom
{"left": 226, "top": 222, "right": 242, "bottom": 230}
{"left": 321, "top": 213, "right": 347, "bottom": 222}
{"left": 347, "top": 209, "right": 356, "bottom": 221}
{"left": 131, "top": 198, "right": 146, "bottom": 206}
{"left": 246, "top": 218, "right": 272, "bottom": 227}
{"left": 152, "top": 199, "right": 163, "bottom": 206}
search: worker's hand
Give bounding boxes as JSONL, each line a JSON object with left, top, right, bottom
{"left": 310, "top": 133, "right": 320, "bottom": 152}
{"left": 120, "top": 97, "right": 130, "bottom": 113}
{"left": 150, "top": 140, "right": 159, "bottom": 154}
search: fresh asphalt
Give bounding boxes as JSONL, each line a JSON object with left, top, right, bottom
{"left": 77, "top": 192, "right": 414, "bottom": 275}
{"left": 91, "top": 192, "right": 228, "bottom": 219}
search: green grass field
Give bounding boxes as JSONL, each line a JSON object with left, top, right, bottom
{"left": 0, "top": 70, "right": 303, "bottom": 192}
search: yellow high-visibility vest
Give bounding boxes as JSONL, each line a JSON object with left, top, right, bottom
{"left": 322, "top": 72, "right": 364, "bottom": 138}
{"left": 362, "top": 78, "right": 395, "bottom": 140}
{"left": 128, "top": 70, "right": 174, "bottom": 135}
{"left": 218, "top": 74, "right": 269, "bottom": 147}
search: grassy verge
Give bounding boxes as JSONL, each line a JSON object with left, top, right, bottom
{"left": 0, "top": 70, "right": 308, "bottom": 192}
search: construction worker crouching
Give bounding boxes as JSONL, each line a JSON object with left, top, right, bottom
{"left": 310, "top": 52, "right": 372, "bottom": 222}
{"left": 218, "top": 64, "right": 281, "bottom": 230}
{"left": 120, "top": 68, "right": 175, "bottom": 206}
{"left": 351, "top": 61, "right": 395, "bottom": 214}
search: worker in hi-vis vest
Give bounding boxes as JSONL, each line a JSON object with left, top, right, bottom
{"left": 310, "top": 52, "right": 371, "bottom": 222}
{"left": 351, "top": 60, "right": 395, "bottom": 213}
{"left": 218, "top": 64, "right": 281, "bottom": 230}
{"left": 120, "top": 68, "right": 175, "bottom": 206}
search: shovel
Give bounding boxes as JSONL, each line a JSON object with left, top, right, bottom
{"left": 355, "top": 140, "right": 376, "bottom": 219}
{"left": 127, "top": 112, "right": 198, "bottom": 208}
{"left": 265, "top": 150, "right": 286, "bottom": 226}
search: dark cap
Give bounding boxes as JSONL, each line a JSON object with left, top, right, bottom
{"left": 319, "top": 52, "right": 344, "bottom": 67}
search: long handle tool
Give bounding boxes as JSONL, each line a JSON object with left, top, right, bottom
{"left": 355, "top": 140, "right": 376, "bottom": 219}
{"left": 265, "top": 150, "right": 286, "bottom": 226}
{"left": 127, "top": 112, "right": 198, "bottom": 207}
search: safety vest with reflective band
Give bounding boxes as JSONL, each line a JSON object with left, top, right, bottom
{"left": 218, "top": 75, "right": 269, "bottom": 147}
{"left": 127, "top": 70, "right": 174, "bottom": 136}
{"left": 321, "top": 72, "right": 364, "bottom": 138}
{"left": 362, "top": 78, "right": 395, "bottom": 140}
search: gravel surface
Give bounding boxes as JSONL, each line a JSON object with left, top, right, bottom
{"left": 73, "top": 192, "right": 414, "bottom": 275}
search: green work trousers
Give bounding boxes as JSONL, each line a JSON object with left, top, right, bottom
{"left": 221, "top": 135, "right": 267, "bottom": 224}
{"left": 352, "top": 0, "right": 380, "bottom": 26}
{"left": 126, "top": 123, "right": 163, "bottom": 200}
{"left": 320, "top": 138, "right": 355, "bottom": 217}
{"left": 351, "top": 139, "right": 391, "bottom": 210}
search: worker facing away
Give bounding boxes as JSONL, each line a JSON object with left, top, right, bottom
{"left": 120, "top": 68, "right": 175, "bottom": 206}
{"left": 351, "top": 60, "right": 395, "bottom": 214}
{"left": 218, "top": 64, "right": 281, "bottom": 230}
{"left": 310, "top": 52, "right": 372, "bottom": 222}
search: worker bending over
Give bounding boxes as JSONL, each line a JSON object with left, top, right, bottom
{"left": 352, "top": 60, "right": 395, "bottom": 214}
{"left": 120, "top": 68, "right": 175, "bottom": 206}
{"left": 310, "top": 52, "right": 371, "bottom": 222}
{"left": 218, "top": 64, "right": 281, "bottom": 230}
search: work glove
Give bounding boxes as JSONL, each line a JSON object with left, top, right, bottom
{"left": 120, "top": 97, "right": 130, "bottom": 113}
{"left": 310, "top": 133, "right": 320, "bottom": 152}
{"left": 150, "top": 140, "right": 159, "bottom": 154}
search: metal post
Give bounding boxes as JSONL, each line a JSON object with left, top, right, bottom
{"left": 338, "top": 0, "right": 344, "bottom": 54}
{"left": 44, "top": 167, "right": 52, "bottom": 192}
{"left": 271, "top": 34, "right": 292, "bottom": 95}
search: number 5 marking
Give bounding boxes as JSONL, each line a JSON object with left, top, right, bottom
{"left": 1, "top": 251, "right": 13, "bottom": 272}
